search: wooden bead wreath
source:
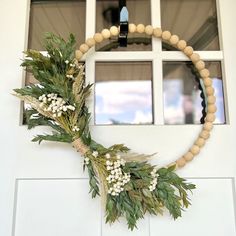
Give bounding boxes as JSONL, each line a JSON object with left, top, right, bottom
{"left": 14, "top": 24, "right": 216, "bottom": 230}
{"left": 75, "top": 24, "right": 216, "bottom": 169}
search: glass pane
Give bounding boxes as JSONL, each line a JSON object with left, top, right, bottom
{"left": 163, "top": 61, "right": 225, "bottom": 124}
{"left": 95, "top": 62, "right": 153, "bottom": 125}
{"left": 96, "top": 0, "right": 151, "bottom": 51}
{"left": 161, "top": 0, "right": 220, "bottom": 51}
{"left": 28, "top": 0, "right": 86, "bottom": 50}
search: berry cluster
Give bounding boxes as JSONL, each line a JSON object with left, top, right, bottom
{"left": 72, "top": 126, "right": 80, "bottom": 132}
{"left": 148, "top": 167, "right": 159, "bottom": 192}
{"left": 38, "top": 93, "right": 75, "bottom": 118}
{"left": 105, "top": 154, "right": 130, "bottom": 196}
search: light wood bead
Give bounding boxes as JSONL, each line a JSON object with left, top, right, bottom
{"left": 136, "top": 24, "right": 145, "bottom": 33}
{"left": 195, "top": 138, "right": 205, "bottom": 147}
{"left": 145, "top": 25, "right": 153, "bottom": 35}
{"left": 190, "top": 53, "right": 200, "bottom": 63}
{"left": 176, "top": 158, "right": 186, "bottom": 168}
{"left": 206, "top": 87, "right": 215, "bottom": 96}
{"left": 203, "top": 77, "right": 213, "bottom": 87}
{"left": 110, "top": 26, "right": 119, "bottom": 36}
{"left": 153, "top": 27, "right": 162, "bottom": 38}
{"left": 183, "top": 152, "right": 194, "bottom": 162}
{"left": 101, "top": 29, "right": 111, "bottom": 39}
{"left": 162, "top": 31, "right": 171, "bottom": 40}
{"left": 79, "top": 43, "right": 89, "bottom": 53}
{"left": 93, "top": 33, "right": 104, "bottom": 43}
{"left": 75, "top": 50, "right": 83, "bottom": 60}
{"left": 195, "top": 60, "right": 205, "bottom": 70}
{"left": 86, "top": 38, "right": 96, "bottom": 47}
{"left": 190, "top": 145, "right": 200, "bottom": 155}
{"left": 208, "top": 104, "right": 217, "bottom": 113}
{"left": 177, "top": 40, "right": 187, "bottom": 50}
{"left": 200, "top": 130, "right": 210, "bottom": 140}
{"left": 203, "top": 122, "right": 213, "bottom": 131}
{"left": 183, "top": 46, "right": 193, "bottom": 56}
{"left": 207, "top": 95, "right": 216, "bottom": 104}
{"left": 129, "top": 23, "right": 136, "bottom": 33}
{"left": 169, "top": 35, "right": 179, "bottom": 45}
{"left": 200, "top": 69, "right": 210, "bottom": 78}
{"left": 206, "top": 113, "right": 216, "bottom": 122}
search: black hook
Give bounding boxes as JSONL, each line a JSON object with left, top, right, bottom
{"left": 119, "top": 0, "right": 129, "bottom": 47}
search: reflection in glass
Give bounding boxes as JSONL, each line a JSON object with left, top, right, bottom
{"left": 95, "top": 62, "right": 153, "bottom": 125}
{"left": 96, "top": 0, "right": 151, "bottom": 51}
{"left": 28, "top": 0, "right": 86, "bottom": 50}
{"left": 161, "top": 0, "right": 220, "bottom": 51}
{"left": 163, "top": 61, "right": 225, "bottom": 124}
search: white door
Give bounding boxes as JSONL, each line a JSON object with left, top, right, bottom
{"left": 0, "top": 0, "right": 235, "bottom": 236}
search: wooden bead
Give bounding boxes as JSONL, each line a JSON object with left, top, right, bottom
{"left": 101, "top": 29, "right": 111, "bottom": 39}
{"left": 195, "top": 60, "right": 205, "bottom": 70}
{"left": 162, "top": 31, "right": 171, "bottom": 40}
{"left": 110, "top": 26, "right": 119, "bottom": 36}
{"left": 190, "top": 53, "right": 200, "bottom": 63}
{"left": 136, "top": 24, "right": 145, "bottom": 33}
{"left": 206, "top": 87, "right": 215, "bottom": 96}
{"left": 153, "top": 27, "right": 162, "bottom": 38}
{"left": 203, "top": 77, "right": 212, "bottom": 87}
{"left": 79, "top": 43, "right": 89, "bottom": 53}
{"left": 195, "top": 138, "right": 205, "bottom": 147}
{"left": 207, "top": 95, "right": 216, "bottom": 104}
{"left": 200, "top": 68, "right": 210, "bottom": 78}
{"left": 190, "top": 145, "right": 200, "bottom": 155}
{"left": 93, "top": 33, "right": 104, "bottom": 43}
{"left": 86, "top": 38, "right": 95, "bottom": 47}
{"left": 176, "top": 158, "right": 186, "bottom": 168}
{"left": 203, "top": 122, "right": 213, "bottom": 131}
{"left": 206, "top": 113, "right": 216, "bottom": 122}
{"left": 200, "top": 130, "right": 210, "bottom": 140}
{"left": 169, "top": 35, "right": 179, "bottom": 45}
{"left": 183, "top": 152, "right": 194, "bottom": 162}
{"left": 183, "top": 46, "right": 193, "bottom": 56}
{"left": 129, "top": 23, "right": 136, "bottom": 33}
{"left": 145, "top": 25, "right": 153, "bottom": 35}
{"left": 75, "top": 50, "right": 83, "bottom": 60}
{"left": 208, "top": 104, "right": 217, "bottom": 113}
{"left": 177, "top": 40, "right": 187, "bottom": 50}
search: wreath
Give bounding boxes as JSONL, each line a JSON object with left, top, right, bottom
{"left": 14, "top": 24, "right": 216, "bottom": 230}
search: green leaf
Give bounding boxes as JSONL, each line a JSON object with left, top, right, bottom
{"left": 32, "top": 132, "right": 72, "bottom": 144}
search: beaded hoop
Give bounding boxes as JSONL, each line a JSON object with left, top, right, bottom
{"left": 75, "top": 24, "right": 216, "bottom": 169}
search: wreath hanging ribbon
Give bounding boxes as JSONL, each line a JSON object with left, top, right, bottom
{"left": 13, "top": 24, "right": 216, "bottom": 230}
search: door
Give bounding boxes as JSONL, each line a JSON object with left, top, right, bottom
{"left": 0, "top": 0, "right": 235, "bottom": 236}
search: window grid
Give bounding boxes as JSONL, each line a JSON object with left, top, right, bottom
{"left": 84, "top": 0, "right": 224, "bottom": 125}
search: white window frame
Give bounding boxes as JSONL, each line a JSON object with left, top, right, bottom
{"left": 25, "top": 0, "right": 227, "bottom": 126}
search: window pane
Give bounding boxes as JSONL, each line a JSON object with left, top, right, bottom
{"left": 163, "top": 61, "right": 225, "bottom": 124}
{"left": 95, "top": 62, "right": 153, "bottom": 125}
{"left": 161, "top": 0, "right": 220, "bottom": 51}
{"left": 96, "top": 0, "right": 151, "bottom": 51}
{"left": 28, "top": 0, "right": 86, "bottom": 50}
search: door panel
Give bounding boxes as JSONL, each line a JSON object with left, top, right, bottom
{"left": 14, "top": 179, "right": 101, "bottom": 236}
{"left": 0, "top": 0, "right": 236, "bottom": 236}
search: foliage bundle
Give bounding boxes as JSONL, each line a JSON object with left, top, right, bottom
{"left": 14, "top": 33, "right": 195, "bottom": 230}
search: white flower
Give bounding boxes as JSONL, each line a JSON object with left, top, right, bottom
{"left": 105, "top": 153, "right": 111, "bottom": 159}
{"left": 65, "top": 60, "right": 69, "bottom": 64}
{"left": 84, "top": 157, "right": 90, "bottom": 165}
{"left": 92, "top": 151, "right": 98, "bottom": 158}
{"left": 72, "top": 126, "right": 80, "bottom": 132}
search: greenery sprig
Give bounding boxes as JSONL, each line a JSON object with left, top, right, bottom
{"left": 14, "top": 33, "right": 195, "bottom": 230}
